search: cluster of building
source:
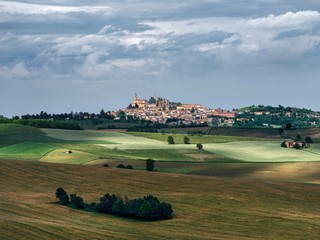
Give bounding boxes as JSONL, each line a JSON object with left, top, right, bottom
{"left": 113, "top": 94, "right": 236, "bottom": 126}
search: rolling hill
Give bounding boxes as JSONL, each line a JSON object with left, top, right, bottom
{"left": 1, "top": 160, "right": 320, "bottom": 240}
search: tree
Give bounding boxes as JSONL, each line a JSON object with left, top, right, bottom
{"left": 146, "top": 158, "right": 155, "bottom": 171}
{"left": 183, "top": 136, "right": 190, "bottom": 144}
{"left": 99, "top": 109, "right": 105, "bottom": 118}
{"left": 55, "top": 187, "right": 70, "bottom": 204}
{"left": 70, "top": 194, "right": 85, "bottom": 209}
{"left": 112, "top": 199, "right": 127, "bottom": 216}
{"left": 196, "top": 143, "right": 203, "bottom": 150}
{"left": 167, "top": 135, "right": 175, "bottom": 144}
{"left": 285, "top": 123, "right": 292, "bottom": 130}
{"left": 116, "top": 164, "right": 125, "bottom": 168}
{"left": 161, "top": 130, "right": 166, "bottom": 135}
{"left": 125, "top": 165, "right": 133, "bottom": 169}
{"left": 305, "top": 136, "right": 313, "bottom": 144}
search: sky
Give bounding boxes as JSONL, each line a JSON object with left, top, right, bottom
{"left": 1, "top": 0, "right": 320, "bottom": 117}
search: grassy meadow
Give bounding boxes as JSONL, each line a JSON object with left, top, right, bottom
{"left": 1, "top": 123, "right": 320, "bottom": 239}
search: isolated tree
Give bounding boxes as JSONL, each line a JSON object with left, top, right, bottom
{"left": 196, "top": 143, "right": 203, "bottom": 150}
{"left": 183, "top": 136, "right": 190, "bottom": 144}
{"left": 146, "top": 158, "right": 155, "bottom": 171}
{"left": 56, "top": 187, "right": 69, "bottom": 204}
{"left": 167, "top": 136, "right": 175, "bottom": 144}
{"left": 295, "top": 134, "right": 301, "bottom": 140}
{"left": 161, "top": 130, "right": 166, "bottom": 135}
{"left": 285, "top": 123, "right": 292, "bottom": 130}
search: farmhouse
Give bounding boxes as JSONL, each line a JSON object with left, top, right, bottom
{"left": 281, "top": 140, "right": 307, "bottom": 149}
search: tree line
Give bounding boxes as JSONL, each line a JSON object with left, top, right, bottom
{"left": 19, "top": 109, "right": 114, "bottom": 121}
{"left": 0, "top": 118, "right": 82, "bottom": 130}
{"left": 56, "top": 188, "right": 173, "bottom": 221}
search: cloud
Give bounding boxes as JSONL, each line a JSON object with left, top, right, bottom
{"left": 0, "top": 1, "right": 111, "bottom": 15}
{"left": 0, "top": 62, "right": 36, "bottom": 78}
{"left": 1, "top": 1, "right": 320, "bottom": 116}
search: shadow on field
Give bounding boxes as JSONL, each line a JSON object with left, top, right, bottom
{"left": 192, "top": 162, "right": 320, "bottom": 183}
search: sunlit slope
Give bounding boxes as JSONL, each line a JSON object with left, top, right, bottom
{"left": 1, "top": 160, "right": 320, "bottom": 239}
{"left": 40, "top": 149, "right": 98, "bottom": 164}
{"left": 205, "top": 141, "right": 320, "bottom": 162}
{"left": 43, "top": 128, "right": 194, "bottom": 150}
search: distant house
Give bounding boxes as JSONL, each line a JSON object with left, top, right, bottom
{"left": 65, "top": 150, "right": 73, "bottom": 154}
{"left": 281, "top": 140, "right": 307, "bottom": 149}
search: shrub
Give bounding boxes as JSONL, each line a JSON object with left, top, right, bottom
{"left": 167, "top": 135, "right": 175, "bottom": 144}
{"left": 305, "top": 136, "right": 313, "bottom": 144}
{"left": 55, "top": 187, "right": 69, "bottom": 204}
{"left": 125, "top": 165, "right": 133, "bottom": 169}
{"left": 102, "top": 164, "right": 109, "bottom": 167}
{"left": 285, "top": 123, "right": 292, "bottom": 130}
{"left": 196, "top": 143, "right": 203, "bottom": 150}
{"left": 116, "top": 164, "right": 125, "bottom": 168}
{"left": 183, "top": 136, "right": 190, "bottom": 144}
{"left": 146, "top": 159, "right": 155, "bottom": 171}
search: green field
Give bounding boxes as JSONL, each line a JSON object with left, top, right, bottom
{"left": 1, "top": 160, "right": 320, "bottom": 239}
{"left": 205, "top": 141, "right": 320, "bottom": 162}
{"left": 0, "top": 142, "right": 57, "bottom": 160}
{"left": 127, "top": 131, "right": 263, "bottom": 144}
{"left": 1, "top": 124, "right": 320, "bottom": 165}
{"left": 1, "top": 124, "right": 320, "bottom": 239}
{"left": 40, "top": 149, "right": 99, "bottom": 164}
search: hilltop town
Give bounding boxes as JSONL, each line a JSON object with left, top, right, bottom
{"left": 112, "top": 94, "right": 236, "bottom": 126}
{"left": 6, "top": 94, "right": 320, "bottom": 129}
{"left": 111, "top": 94, "right": 320, "bottom": 128}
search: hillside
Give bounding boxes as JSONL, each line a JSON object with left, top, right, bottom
{"left": 1, "top": 160, "right": 320, "bottom": 239}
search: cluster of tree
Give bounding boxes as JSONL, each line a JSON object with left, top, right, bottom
{"left": 55, "top": 188, "right": 173, "bottom": 221}
{"left": 19, "top": 109, "right": 114, "bottom": 121}
{"left": 127, "top": 127, "right": 158, "bottom": 133}
{"left": 0, "top": 118, "right": 82, "bottom": 130}
{"left": 234, "top": 105, "right": 320, "bottom": 128}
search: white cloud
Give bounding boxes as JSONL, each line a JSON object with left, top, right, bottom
{"left": 0, "top": 1, "right": 111, "bottom": 15}
{"left": 0, "top": 62, "right": 36, "bottom": 78}
{"left": 111, "top": 58, "right": 152, "bottom": 68}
